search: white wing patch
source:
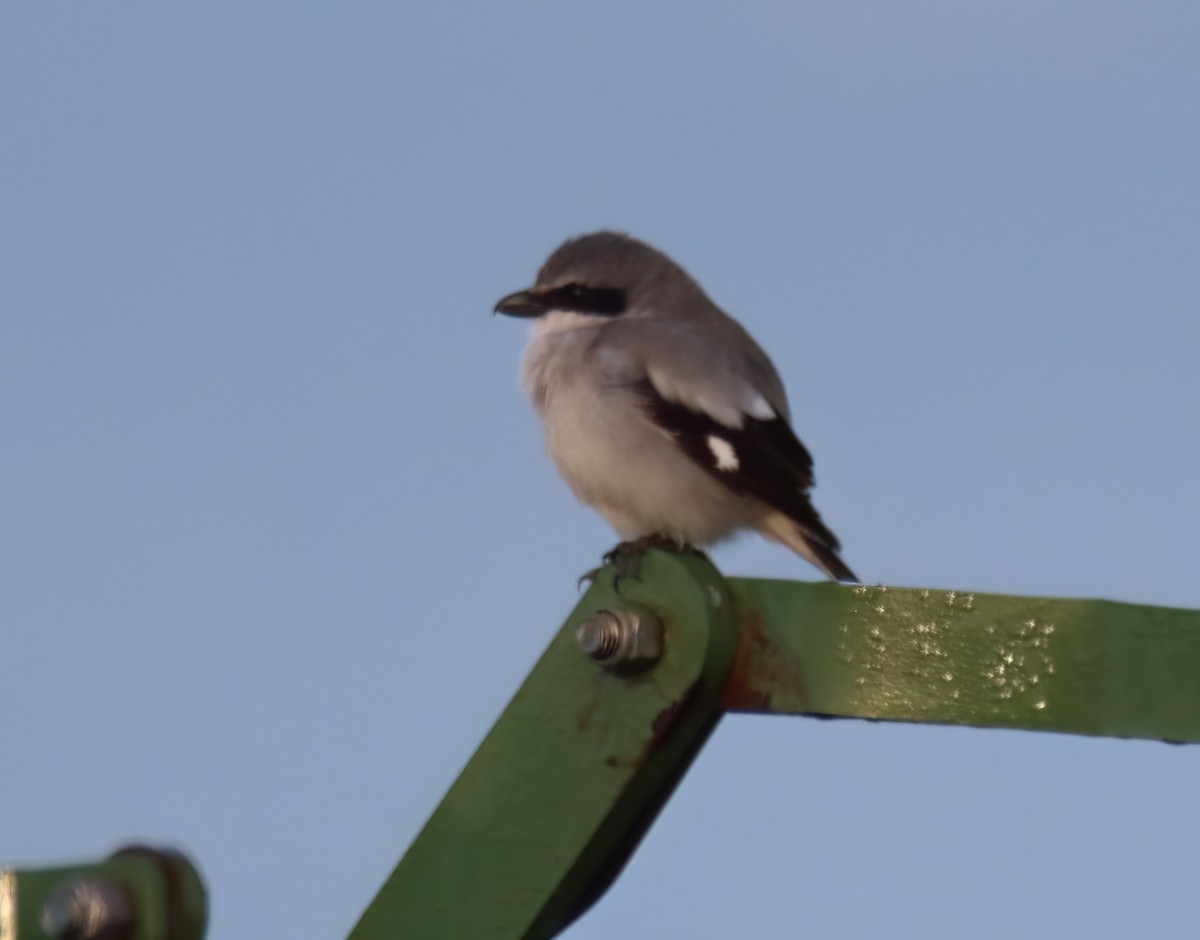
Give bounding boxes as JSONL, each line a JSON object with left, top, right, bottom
{"left": 706, "top": 435, "right": 740, "bottom": 472}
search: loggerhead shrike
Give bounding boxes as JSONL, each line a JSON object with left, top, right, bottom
{"left": 495, "top": 231, "right": 857, "bottom": 582}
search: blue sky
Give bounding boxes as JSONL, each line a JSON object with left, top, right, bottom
{"left": 3, "top": 4, "right": 1199, "bottom": 937}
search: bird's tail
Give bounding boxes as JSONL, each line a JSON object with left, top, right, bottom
{"left": 758, "top": 510, "right": 859, "bottom": 583}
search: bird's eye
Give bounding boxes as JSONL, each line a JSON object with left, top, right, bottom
{"left": 567, "top": 284, "right": 585, "bottom": 298}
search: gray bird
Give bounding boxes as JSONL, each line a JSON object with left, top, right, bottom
{"left": 495, "top": 231, "right": 857, "bottom": 582}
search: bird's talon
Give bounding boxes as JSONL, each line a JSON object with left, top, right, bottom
{"left": 577, "top": 567, "right": 603, "bottom": 591}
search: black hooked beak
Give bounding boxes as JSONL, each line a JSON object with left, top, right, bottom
{"left": 493, "top": 288, "right": 547, "bottom": 318}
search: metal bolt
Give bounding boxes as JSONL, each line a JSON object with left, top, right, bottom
{"left": 576, "top": 605, "right": 664, "bottom": 670}
{"left": 41, "top": 878, "right": 134, "bottom": 940}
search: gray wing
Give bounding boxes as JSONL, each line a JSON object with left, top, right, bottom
{"left": 596, "top": 317, "right": 854, "bottom": 577}
{"left": 596, "top": 316, "right": 790, "bottom": 427}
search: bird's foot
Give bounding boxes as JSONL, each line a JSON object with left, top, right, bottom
{"left": 603, "top": 534, "right": 683, "bottom": 564}
{"left": 578, "top": 536, "right": 705, "bottom": 591}
{"left": 600, "top": 536, "right": 701, "bottom": 590}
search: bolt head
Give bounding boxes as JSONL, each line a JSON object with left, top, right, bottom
{"left": 41, "top": 877, "right": 134, "bottom": 940}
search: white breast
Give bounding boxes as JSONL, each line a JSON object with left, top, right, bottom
{"left": 519, "top": 314, "right": 754, "bottom": 545}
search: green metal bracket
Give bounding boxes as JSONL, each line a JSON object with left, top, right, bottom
{"left": 352, "top": 555, "right": 1200, "bottom": 938}
{"left": 349, "top": 550, "right": 739, "bottom": 940}
{"left": 0, "top": 846, "right": 206, "bottom": 940}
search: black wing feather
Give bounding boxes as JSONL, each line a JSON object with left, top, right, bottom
{"left": 634, "top": 378, "right": 849, "bottom": 562}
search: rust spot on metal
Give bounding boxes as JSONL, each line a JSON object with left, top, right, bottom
{"left": 612, "top": 689, "right": 702, "bottom": 774}
{"left": 722, "top": 610, "right": 773, "bottom": 710}
{"left": 722, "top": 609, "right": 810, "bottom": 712}
{"left": 578, "top": 700, "right": 598, "bottom": 731}
{"left": 651, "top": 699, "right": 682, "bottom": 737}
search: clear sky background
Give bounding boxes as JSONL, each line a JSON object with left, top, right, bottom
{"left": 4, "top": 4, "right": 1199, "bottom": 938}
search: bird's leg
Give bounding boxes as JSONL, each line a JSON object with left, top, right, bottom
{"left": 578, "top": 536, "right": 705, "bottom": 590}
{"left": 603, "top": 534, "right": 679, "bottom": 564}
{"left": 604, "top": 535, "right": 702, "bottom": 589}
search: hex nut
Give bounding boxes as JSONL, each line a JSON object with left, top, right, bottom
{"left": 576, "top": 605, "right": 664, "bottom": 671}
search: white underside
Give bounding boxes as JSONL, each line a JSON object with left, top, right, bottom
{"left": 521, "top": 311, "right": 765, "bottom": 545}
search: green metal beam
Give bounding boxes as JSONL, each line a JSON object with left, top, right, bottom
{"left": 13, "top": 561, "right": 1197, "bottom": 939}
{"left": 724, "top": 579, "right": 1200, "bottom": 742}
{"left": 349, "top": 550, "right": 739, "bottom": 940}
{"left": 349, "top": 557, "right": 1200, "bottom": 937}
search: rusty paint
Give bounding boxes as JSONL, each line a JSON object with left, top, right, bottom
{"left": 721, "top": 610, "right": 772, "bottom": 710}
{"left": 592, "top": 703, "right": 683, "bottom": 776}
{"left": 577, "top": 700, "right": 598, "bottom": 732}
{"left": 651, "top": 699, "right": 682, "bottom": 737}
{"left": 722, "top": 609, "right": 811, "bottom": 712}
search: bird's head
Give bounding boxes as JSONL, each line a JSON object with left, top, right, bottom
{"left": 494, "top": 231, "right": 707, "bottom": 324}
